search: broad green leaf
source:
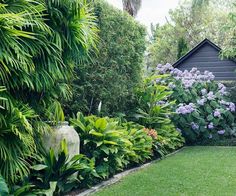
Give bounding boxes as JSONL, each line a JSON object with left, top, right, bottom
{"left": 103, "top": 140, "right": 118, "bottom": 145}
{"left": 0, "top": 175, "right": 9, "bottom": 195}
{"left": 89, "top": 129, "right": 103, "bottom": 137}
{"left": 31, "top": 164, "right": 48, "bottom": 171}
{"left": 95, "top": 118, "right": 107, "bottom": 130}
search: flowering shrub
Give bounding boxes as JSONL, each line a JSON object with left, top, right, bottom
{"left": 155, "top": 64, "right": 236, "bottom": 144}
{"left": 144, "top": 128, "right": 158, "bottom": 139}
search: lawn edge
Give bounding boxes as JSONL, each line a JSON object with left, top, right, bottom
{"left": 71, "top": 147, "right": 186, "bottom": 196}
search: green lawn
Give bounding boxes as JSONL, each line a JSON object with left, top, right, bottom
{"left": 94, "top": 147, "right": 236, "bottom": 196}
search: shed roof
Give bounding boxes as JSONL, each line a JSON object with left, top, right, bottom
{"left": 173, "top": 38, "right": 222, "bottom": 67}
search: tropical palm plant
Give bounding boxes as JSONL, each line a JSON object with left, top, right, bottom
{"left": 0, "top": 99, "right": 37, "bottom": 184}
{"left": 122, "top": 0, "right": 141, "bottom": 17}
{"left": 0, "top": 0, "right": 98, "bottom": 185}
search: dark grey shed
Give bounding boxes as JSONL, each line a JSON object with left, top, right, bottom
{"left": 173, "top": 38, "right": 236, "bottom": 81}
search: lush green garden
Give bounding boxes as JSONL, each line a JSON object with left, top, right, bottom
{"left": 0, "top": 0, "right": 236, "bottom": 195}
{"left": 95, "top": 146, "right": 236, "bottom": 196}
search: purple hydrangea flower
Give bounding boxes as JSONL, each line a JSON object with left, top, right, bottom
{"left": 207, "top": 92, "right": 215, "bottom": 100}
{"left": 219, "top": 100, "right": 227, "bottom": 105}
{"left": 190, "top": 67, "right": 198, "bottom": 73}
{"left": 182, "top": 79, "right": 194, "bottom": 88}
{"left": 219, "top": 88, "right": 227, "bottom": 95}
{"left": 218, "top": 83, "right": 225, "bottom": 89}
{"left": 208, "top": 122, "right": 214, "bottom": 129}
{"left": 213, "top": 109, "right": 221, "bottom": 117}
{"left": 191, "top": 122, "right": 199, "bottom": 130}
{"left": 197, "top": 98, "right": 205, "bottom": 106}
{"left": 229, "top": 102, "right": 235, "bottom": 112}
{"left": 208, "top": 134, "right": 213, "bottom": 139}
{"left": 201, "top": 89, "right": 207, "bottom": 95}
{"left": 156, "top": 63, "right": 174, "bottom": 74}
{"left": 218, "top": 83, "right": 227, "bottom": 95}
{"left": 168, "top": 83, "right": 176, "bottom": 89}
{"left": 176, "top": 103, "right": 195, "bottom": 114}
{"left": 217, "top": 130, "right": 225, "bottom": 135}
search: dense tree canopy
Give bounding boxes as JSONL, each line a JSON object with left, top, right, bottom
{"left": 65, "top": 0, "right": 146, "bottom": 116}
{"left": 222, "top": 4, "right": 236, "bottom": 60}
{"left": 147, "top": 0, "right": 234, "bottom": 66}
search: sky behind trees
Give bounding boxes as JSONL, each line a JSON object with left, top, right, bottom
{"left": 106, "top": 0, "right": 179, "bottom": 27}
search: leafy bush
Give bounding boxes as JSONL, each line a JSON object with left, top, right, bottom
{"left": 0, "top": 95, "right": 38, "bottom": 184}
{"left": 134, "top": 75, "right": 175, "bottom": 129}
{"left": 154, "top": 126, "right": 185, "bottom": 155}
{"left": 121, "top": 122, "right": 153, "bottom": 164}
{"left": 65, "top": 0, "right": 146, "bottom": 116}
{"left": 70, "top": 113, "right": 153, "bottom": 179}
{"left": 155, "top": 64, "right": 236, "bottom": 144}
{"left": 132, "top": 75, "right": 185, "bottom": 153}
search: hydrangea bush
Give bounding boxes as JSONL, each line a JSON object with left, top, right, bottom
{"left": 155, "top": 64, "right": 236, "bottom": 144}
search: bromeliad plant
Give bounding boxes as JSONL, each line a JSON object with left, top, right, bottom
{"left": 28, "top": 140, "right": 97, "bottom": 195}
{"left": 155, "top": 64, "right": 236, "bottom": 144}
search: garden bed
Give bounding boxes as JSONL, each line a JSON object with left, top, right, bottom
{"left": 69, "top": 148, "right": 184, "bottom": 196}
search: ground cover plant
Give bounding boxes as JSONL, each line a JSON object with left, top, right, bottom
{"left": 154, "top": 64, "right": 236, "bottom": 144}
{"left": 95, "top": 146, "right": 236, "bottom": 196}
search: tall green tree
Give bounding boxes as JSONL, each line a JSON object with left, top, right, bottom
{"left": 122, "top": 0, "right": 141, "bottom": 17}
{"left": 147, "top": 0, "right": 234, "bottom": 66}
{"left": 222, "top": 4, "right": 236, "bottom": 60}
{"left": 65, "top": 0, "right": 146, "bottom": 116}
{"left": 177, "top": 37, "right": 189, "bottom": 59}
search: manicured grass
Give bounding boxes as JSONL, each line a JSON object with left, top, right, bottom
{"left": 94, "top": 147, "right": 236, "bottom": 196}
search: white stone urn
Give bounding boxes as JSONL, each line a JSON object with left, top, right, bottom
{"left": 43, "top": 121, "right": 80, "bottom": 159}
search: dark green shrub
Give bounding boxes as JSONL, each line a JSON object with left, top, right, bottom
{"left": 65, "top": 0, "right": 146, "bottom": 116}
{"left": 121, "top": 122, "right": 153, "bottom": 164}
